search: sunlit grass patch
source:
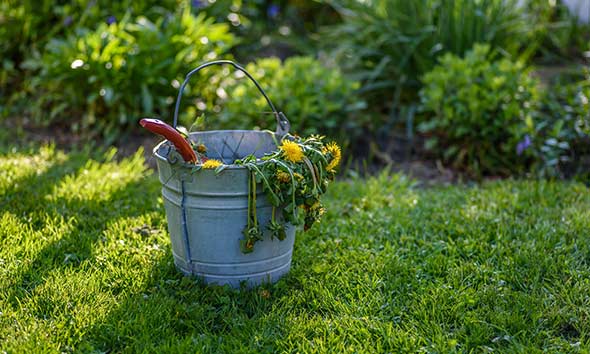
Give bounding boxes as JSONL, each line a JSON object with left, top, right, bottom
{"left": 48, "top": 148, "right": 147, "bottom": 203}
{"left": 0, "top": 145, "right": 67, "bottom": 194}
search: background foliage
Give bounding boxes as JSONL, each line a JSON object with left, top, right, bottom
{"left": 0, "top": 0, "right": 180, "bottom": 99}
{"left": 24, "top": 9, "right": 235, "bottom": 141}
{"left": 0, "top": 0, "right": 589, "bottom": 179}
{"left": 525, "top": 0, "right": 590, "bottom": 63}
{"left": 419, "top": 44, "right": 539, "bottom": 176}
{"left": 201, "top": 56, "right": 364, "bottom": 140}
{"left": 323, "top": 0, "right": 532, "bottom": 113}
{"left": 198, "top": 0, "right": 340, "bottom": 59}
{"left": 532, "top": 69, "right": 590, "bottom": 179}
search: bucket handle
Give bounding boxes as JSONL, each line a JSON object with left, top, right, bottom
{"left": 173, "top": 60, "right": 290, "bottom": 136}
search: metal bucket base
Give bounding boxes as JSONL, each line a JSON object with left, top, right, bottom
{"left": 173, "top": 254, "right": 293, "bottom": 288}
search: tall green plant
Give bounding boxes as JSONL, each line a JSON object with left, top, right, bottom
{"left": 199, "top": 0, "right": 340, "bottom": 60}
{"left": 524, "top": 0, "right": 590, "bottom": 63}
{"left": 325, "top": 0, "right": 533, "bottom": 117}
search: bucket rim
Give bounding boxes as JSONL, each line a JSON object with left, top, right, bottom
{"left": 153, "top": 130, "right": 278, "bottom": 170}
{"left": 187, "top": 129, "right": 277, "bottom": 135}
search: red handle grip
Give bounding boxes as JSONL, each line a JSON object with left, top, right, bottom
{"left": 139, "top": 118, "right": 197, "bottom": 163}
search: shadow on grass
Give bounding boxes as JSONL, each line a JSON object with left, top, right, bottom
{"left": 78, "top": 249, "right": 291, "bottom": 352}
{"left": 2, "top": 148, "right": 154, "bottom": 312}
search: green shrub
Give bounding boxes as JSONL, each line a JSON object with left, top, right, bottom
{"left": 533, "top": 70, "right": 590, "bottom": 179}
{"left": 419, "top": 44, "right": 540, "bottom": 176}
{"left": 204, "top": 56, "right": 364, "bottom": 139}
{"left": 325, "top": 0, "right": 532, "bottom": 114}
{"left": 26, "top": 9, "right": 235, "bottom": 139}
{"left": 0, "top": 0, "right": 180, "bottom": 92}
{"left": 199, "top": 0, "right": 339, "bottom": 60}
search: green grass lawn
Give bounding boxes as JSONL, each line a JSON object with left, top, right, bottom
{"left": 1, "top": 146, "right": 589, "bottom": 353}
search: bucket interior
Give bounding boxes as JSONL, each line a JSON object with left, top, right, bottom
{"left": 155, "top": 130, "right": 279, "bottom": 165}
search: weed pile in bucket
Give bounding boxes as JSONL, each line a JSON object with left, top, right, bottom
{"left": 233, "top": 134, "right": 341, "bottom": 252}
{"left": 179, "top": 132, "right": 341, "bottom": 252}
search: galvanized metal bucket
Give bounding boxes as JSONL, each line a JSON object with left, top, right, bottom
{"left": 153, "top": 60, "right": 295, "bottom": 288}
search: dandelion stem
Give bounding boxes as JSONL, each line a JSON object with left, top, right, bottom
{"left": 247, "top": 172, "right": 252, "bottom": 229}
{"left": 252, "top": 172, "right": 258, "bottom": 228}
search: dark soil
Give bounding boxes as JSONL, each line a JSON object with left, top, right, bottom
{"left": 1, "top": 117, "right": 457, "bottom": 186}
{"left": 1, "top": 117, "right": 161, "bottom": 168}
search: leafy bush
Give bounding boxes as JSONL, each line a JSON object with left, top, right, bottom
{"left": 26, "top": 9, "right": 235, "bottom": 139}
{"left": 532, "top": 70, "right": 590, "bottom": 179}
{"left": 0, "top": 0, "right": 179, "bottom": 92}
{"left": 202, "top": 56, "right": 364, "bottom": 139}
{"left": 325, "top": 0, "right": 532, "bottom": 113}
{"left": 199, "top": 0, "right": 340, "bottom": 60}
{"left": 419, "top": 44, "right": 539, "bottom": 176}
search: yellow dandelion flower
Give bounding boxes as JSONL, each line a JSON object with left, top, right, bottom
{"left": 279, "top": 140, "right": 304, "bottom": 163}
{"left": 202, "top": 159, "right": 222, "bottom": 169}
{"left": 276, "top": 171, "right": 291, "bottom": 183}
{"left": 325, "top": 142, "right": 341, "bottom": 172}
